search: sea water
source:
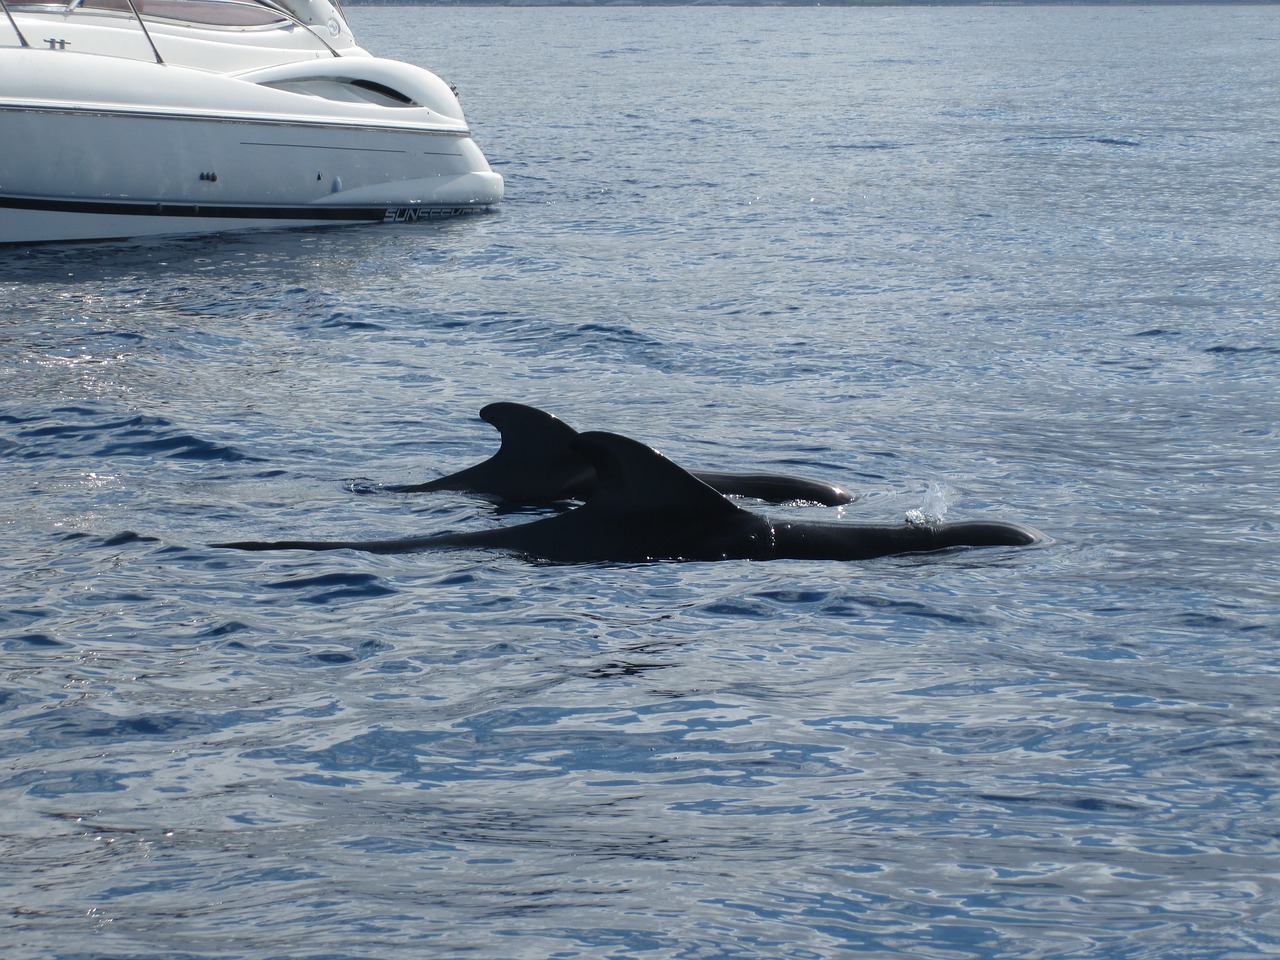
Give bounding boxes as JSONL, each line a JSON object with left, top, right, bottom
{"left": 2, "top": 6, "right": 1278, "bottom": 958}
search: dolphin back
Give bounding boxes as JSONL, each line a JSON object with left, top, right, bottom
{"left": 770, "top": 518, "right": 1042, "bottom": 561}
{"left": 693, "top": 470, "right": 854, "bottom": 506}
{"left": 501, "top": 431, "right": 771, "bottom": 561}
{"left": 388, "top": 403, "right": 855, "bottom": 506}
{"left": 213, "top": 414, "right": 1039, "bottom": 564}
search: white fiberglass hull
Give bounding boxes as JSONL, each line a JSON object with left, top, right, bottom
{"left": 0, "top": 177, "right": 502, "bottom": 245}
{"left": 0, "top": 48, "right": 503, "bottom": 244}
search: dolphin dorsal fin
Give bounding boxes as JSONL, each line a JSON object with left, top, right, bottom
{"left": 480, "top": 401, "right": 581, "bottom": 464}
{"left": 571, "top": 431, "right": 748, "bottom": 520}
{"left": 458, "top": 402, "right": 592, "bottom": 500}
{"left": 401, "top": 403, "right": 590, "bottom": 499}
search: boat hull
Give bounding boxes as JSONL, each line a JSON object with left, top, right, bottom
{"left": 0, "top": 48, "right": 503, "bottom": 244}
{"left": 0, "top": 177, "right": 502, "bottom": 244}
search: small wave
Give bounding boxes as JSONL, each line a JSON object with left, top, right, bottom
{"left": 194, "top": 620, "right": 252, "bottom": 640}
{"left": 318, "top": 312, "right": 387, "bottom": 332}
{"left": 977, "top": 792, "right": 1153, "bottom": 814}
{"left": 344, "top": 478, "right": 399, "bottom": 495}
{"left": 15, "top": 708, "right": 225, "bottom": 749}
{"left": 1002, "top": 133, "right": 1140, "bottom": 149}
{"left": 12, "top": 411, "right": 261, "bottom": 464}
{"left": 56, "top": 530, "right": 162, "bottom": 549}
{"left": 303, "top": 639, "right": 393, "bottom": 667}
{"left": 828, "top": 141, "right": 906, "bottom": 152}
{"left": 1205, "top": 344, "right": 1280, "bottom": 356}
{"left": 265, "top": 572, "right": 398, "bottom": 604}
{"left": 94, "top": 433, "right": 257, "bottom": 462}
{"left": 1, "top": 632, "right": 69, "bottom": 651}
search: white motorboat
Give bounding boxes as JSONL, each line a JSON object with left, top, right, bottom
{"left": 0, "top": 0, "right": 503, "bottom": 244}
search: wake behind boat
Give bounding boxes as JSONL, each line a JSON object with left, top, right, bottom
{"left": 0, "top": 0, "right": 503, "bottom": 244}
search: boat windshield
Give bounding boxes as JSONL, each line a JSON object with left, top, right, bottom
{"left": 14, "top": 0, "right": 289, "bottom": 27}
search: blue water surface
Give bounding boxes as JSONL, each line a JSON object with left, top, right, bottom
{"left": 2, "top": 6, "right": 1279, "bottom": 959}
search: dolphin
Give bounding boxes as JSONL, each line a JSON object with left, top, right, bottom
{"left": 383, "top": 402, "right": 855, "bottom": 506}
{"left": 217, "top": 431, "right": 1041, "bottom": 563}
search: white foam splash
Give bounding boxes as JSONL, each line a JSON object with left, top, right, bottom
{"left": 905, "top": 481, "right": 955, "bottom": 527}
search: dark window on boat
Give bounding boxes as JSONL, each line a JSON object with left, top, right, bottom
{"left": 350, "top": 79, "right": 415, "bottom": 106}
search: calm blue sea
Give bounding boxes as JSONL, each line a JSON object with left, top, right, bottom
{"left": 3, "top": 5, "right": 1279, "bottom": 958}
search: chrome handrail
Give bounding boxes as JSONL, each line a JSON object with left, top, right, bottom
{"left": 254, "top": 0, "right": 341, "bottom": 57}
{"left": 124, "top": 0, "right": 164, "bottom": 63}
{"left": 0, "top": 0, "right": 31, "bottom": 46}
{"left": 7, "top": 0, "right": 341, "bottom": 59}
